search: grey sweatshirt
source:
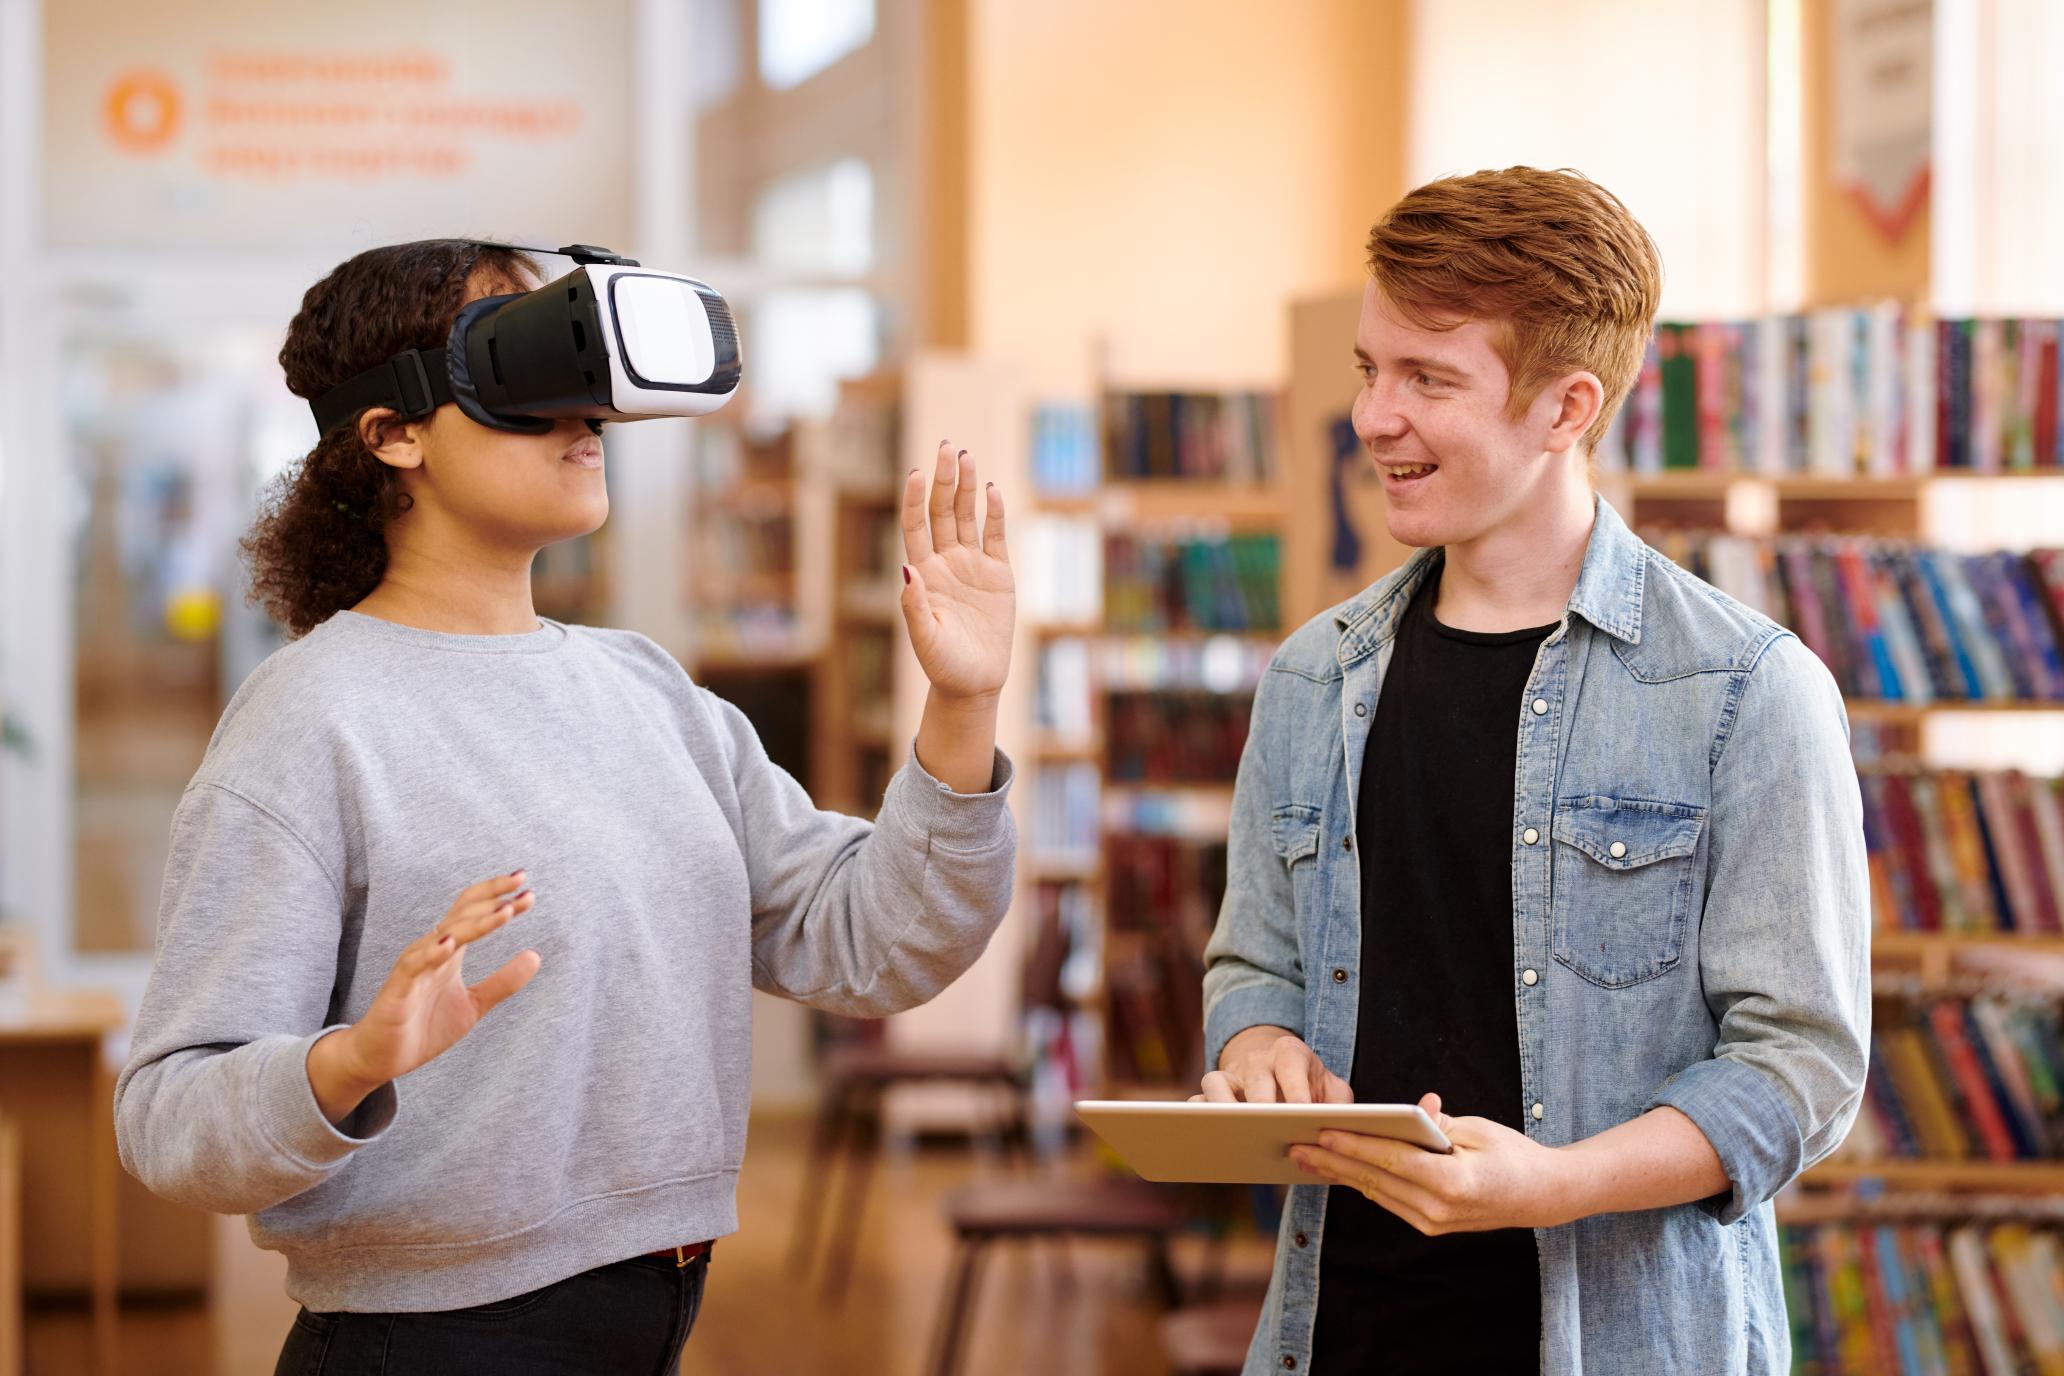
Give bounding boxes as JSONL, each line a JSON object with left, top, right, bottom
{"left": 113, "top": 610, "right": 1015, "bottom": 1312}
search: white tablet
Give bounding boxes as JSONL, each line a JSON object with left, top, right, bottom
{"left": 1074, "top": 1100, "right": 1453, "bottom": 1185}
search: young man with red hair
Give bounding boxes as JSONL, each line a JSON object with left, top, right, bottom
{"left": 1199, "top": 168, "right": 1869, "bottom": 1374}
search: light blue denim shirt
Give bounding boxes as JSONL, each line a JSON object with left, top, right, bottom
{"left": 1202, "top": 496, "right": 1870, "bottom": 1375}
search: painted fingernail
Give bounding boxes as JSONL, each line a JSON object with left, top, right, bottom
{"left": 957, "top": 449, "right": 967, "bottom": 459}
{"left": 438, "top": 934, "right": 453, "bottom": 947}
{"left": 902, "top": 566, "right": 912, "bottom": 585}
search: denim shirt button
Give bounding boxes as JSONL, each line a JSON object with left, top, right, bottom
{"left": 1354, "top": 701, "right": 1368, "bottom": 717}
{"left": 1609, "top": 840, "right": 1628, "bottom": 858}
{"left": 1522, "top": 827, "right": 1540, "bottom": 845}
{"left": 1532, "top": 697, "right": 1548, "bottom": 715}
{"left": 1532, "top": 1102, "right": 1545, "bottom": 1120}
{"left": 1341, "top": 836, "right": 1352, "bottom": 852}
{"left": 1282, "top": 1358, "right": 1297, "bottom": 1371}
{"left": 1522, "top": 968, "right": 1538, "bottom": 986}
{"left": 1294, "top": 1231, "right": 1309, "bottom": 1248}
{"left": 1332, "top": 968, "right": 1348, "bottom": 984}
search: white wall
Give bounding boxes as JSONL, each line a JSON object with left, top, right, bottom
{"left": 1932, "top": 0, "right": 2064, "bottom": 316}
{"left": 1407, "top": 0, "right": 1770, "bottom": 320}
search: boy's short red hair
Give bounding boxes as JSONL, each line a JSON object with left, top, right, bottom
{"left": 1365, "top": 167, "right": 1662, "bottom": 451}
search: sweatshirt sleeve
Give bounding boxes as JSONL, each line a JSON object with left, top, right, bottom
{"left": 113, "top": 782, "right": 396, "bottom": 1215}
{"left": 699, "top": 689, "right": 1017, "bottom": 1017}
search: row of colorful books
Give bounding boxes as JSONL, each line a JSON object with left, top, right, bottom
{"left": 1782, "top": 1221, "right": 2064, "bottom": 1375}
{"left": 1022, "top": 514, "right": 1103, "bottom": 627}
{"left": 1862, "top": 768, "right": 2064, "bottom": 936}
{"left": 1844, "top": 994, "right": 2064, "bottom": 1164}
{"left": 1103, "top": 391, "right": 1280, "bottom": 483}
{"left": 1035, "top": 637, "right": 1273, "bottom": 746}
{"left": 1105, "top": 532, "right": 1282, "bottom": 634}
{"left": 1644, "top": 530, "right": 2064, "bottom": 703}
{"left": 1105, "top": 690, "right": 1252, "bottom": 783}
{"left": 1028, "top": 761, "right": 1100, "bottom": 868}
{"left": 1596, "top": 310, "right": 2064, "bottom": 476}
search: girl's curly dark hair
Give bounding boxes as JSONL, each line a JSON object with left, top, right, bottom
{"left": 242, "top": 239, "right": 536, "bottom": 637}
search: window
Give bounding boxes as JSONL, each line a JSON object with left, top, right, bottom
{"left": 747, "top": 287, "right": 878, "bottom": 424}
{"left": 751, "top": 157, "right": 874, "bottom": 276}
{"left": 758, "top": 0, "right": 874, "bottom": 90}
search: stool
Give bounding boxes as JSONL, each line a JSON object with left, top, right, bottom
{"left": 1161, "top": 1298, "right": 1265, "bottom": 1376}
{"left": 786, "top": 1044, "right": 1025, "bottom": 1298}
{"left": 925, "top": 1178, "right": 1188, "bottom": 1376}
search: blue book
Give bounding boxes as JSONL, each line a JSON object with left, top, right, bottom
{"left": 1967, "top": 555, "right": 2038, "bottom": 699}
{"left": 2002, "top": 555, "right": 2064, "bottom": 697}
{"left": 1868, "top": 1033, "right": 1923, "bottom": 1156}
{"left": 1915, "top": 553, "right": 1986, "bottom": 698}
{"left": 1962, "top": 774, "right": 2022, "bottom": 930}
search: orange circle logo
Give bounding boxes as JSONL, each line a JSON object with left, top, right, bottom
{"left": 103, "top": 70, "right": 181, "bottom": 155}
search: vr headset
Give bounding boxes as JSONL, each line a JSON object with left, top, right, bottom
{"left": 310, "top": 243, "right": 741, "bottom": 437}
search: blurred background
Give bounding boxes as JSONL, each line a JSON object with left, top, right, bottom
{"left": 2, "top": 0, "right": 2063, "bottom": 1372}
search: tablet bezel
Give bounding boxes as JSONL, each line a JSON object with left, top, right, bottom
{"left": 1073, "top": 1100, "right": 1454, "bottom": 1186}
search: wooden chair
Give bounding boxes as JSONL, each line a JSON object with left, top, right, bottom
{"left": 924, "top": 1178, "right": 1191, "bottom": 1376}
{"left": 1160, "top": 1298, "right": 1266, "bottom": 1376}
{"left": 785, "top": 1043, "right": 1026, "bottom": 1298}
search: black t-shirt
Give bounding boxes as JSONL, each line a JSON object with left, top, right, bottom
{"left": 1308, "top": 572, "right": 1552, "bottom": 1374}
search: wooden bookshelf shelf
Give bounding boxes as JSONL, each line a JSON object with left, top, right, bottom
{"left": 1873, "top": 931, "right": 2064, "bottom": 958}
{"left": 1033, "top": 483, "right": 1286, "bottom": 524}
{"left": 1616, "top": 472, "right": 2064, "bottom": 498}
{"left": 1028, "top": 855, "right": 1103, "bottom": 883}
{"left": 1035, "top": 626, "right": 1287, "bottom": 648}
{"left": 1844, "top": 699, "right": 2064, "bottom": 724}
{"left": 1800, "top": 1160, "right": 2064, "bottom": 1192}
{"left": 1105, "top": 782, "right": 1238, "bottom": 803}
{"left": 1032, "top": 738, "right": 1103, "bottom": 764}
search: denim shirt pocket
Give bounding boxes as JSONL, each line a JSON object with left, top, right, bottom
{"left": 1270, "top": 803, "right": 1323, "bottom": 866}
{"left": 1551, "top": 795, "right": 1706, "bottom": 989}
{"left": 1270, "top": 802, "right": 1325, "bottom": 921}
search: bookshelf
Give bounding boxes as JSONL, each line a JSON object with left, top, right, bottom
{"left": 1019, "top": 387, "right": 1291, "bottom": 1101}
{"left": 807, "top": 374, "right": 906, "bottom": 819}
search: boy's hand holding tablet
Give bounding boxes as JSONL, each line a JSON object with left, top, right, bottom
{"left": 1078, "top": 1024, "right": 1596, "bottom": 1235}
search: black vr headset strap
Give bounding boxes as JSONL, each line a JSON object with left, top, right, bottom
{"left": 309, "top": 347, "right": 455, "bottom": 436}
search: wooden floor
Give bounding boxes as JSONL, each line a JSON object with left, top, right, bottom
{"left": 26, "top": 1113, "right": 1275, "bottom": 1375}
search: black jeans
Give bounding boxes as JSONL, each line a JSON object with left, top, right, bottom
{"left": 273, "top": 1251, "right": 709, "bottom": 1376}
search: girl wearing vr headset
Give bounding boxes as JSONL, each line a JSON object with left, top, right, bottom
{"left": 112, "top": 239, "right": 1019, "bottom": 1373}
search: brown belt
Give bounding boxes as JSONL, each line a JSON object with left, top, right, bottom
{"left": 644, "top": 1241, "right": 713, "bottom": 1269}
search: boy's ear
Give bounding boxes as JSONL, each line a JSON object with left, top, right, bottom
{"left": 1544, "top": 371, "right": 1605, "bottom": 455}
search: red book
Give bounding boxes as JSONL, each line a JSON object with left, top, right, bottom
{"left": 1882, "top": 774, "right": 1945, "bottom": 930}
{"left": 2032, "top": 550, "right": 2064, "bottom": 649}
{"left": 2009, "top": 773, "right": 2062, "bottom": 932}
{"left": 1978, "top": 772, "right": 2042, "bottom": 932}
{"left": 2038, "top": 324, "right": 2060, "bottom": 467}
{"left": 1854, "top": 1228, "right": 1905, "bottom": 1368}
{"left": 1928, "top": 1001, "right": 2020, "bottom": 1161}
